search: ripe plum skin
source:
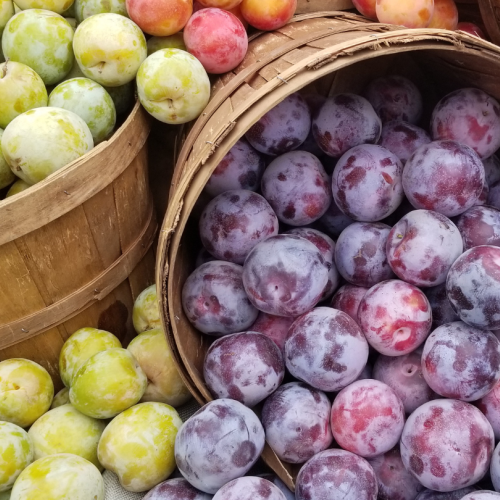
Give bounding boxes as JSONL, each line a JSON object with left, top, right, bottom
{"left": 143, "top": 478, "right": 213, "bottom": 500}
{"left": 424, "top": 283, "right": 460, "bottom": 328}
{"left": 478, "top": 379, "right": 500, "bottom": 440}
{"left": 461, "top": 493, "right": 500, "bottom": 499}
{"left": 483, "top": 155, "right": 500, "bottom": 186}
{"left": 456, "top": 205, "right": 500, "bottom": 250}
{"left": 248, "top": 312, "right": 294, "bottom": 354}
{"left": 330, "top": 284, "right": 369, "bottom": 323}
{"left": 490, "top": 442, "right": 500, "bottom": 492}
{"left": 212, "top": 477, "right": 287, "bottom": 500}
{"left": 414, "top": 487, "right": 478, "bottom": 500}
{"left": 490, "top": 181, "right": 500, "bottom": 208}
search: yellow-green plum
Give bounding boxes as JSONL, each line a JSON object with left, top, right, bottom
{"left": 0, "top": 129, "right": 15, "bottom": 189}
{"left": 132, "top": 284, "right": 161, "bottom": 333}
{"left": 98, "top": 402, "right": 182, "bottom": 492}
{"left": 0, "top": 0, "right": 14, "bottom": 44}
{"left": 104, "top": 82, "right": 135, "bottom": 116}
{"left": 14, "top": 0, "right": 74, "bottom": 14}
{"left": 59, "top": 327, "right": 121, "bottom": 388}
{"left": 127, "top": 328, "right": 191, "bottom": 407}
{"left": 147, "top": 33, "right": 186, "bottom": 56}
{"left": 28, "top": 404, "right": 106, "bottom": 469}
{"left": 5, "top": 179, "right": 31, "bottom": 197}
{"left": 2, "top": 10, "right": 74, "bottom": 85}
{"left": 49, "top": 78, "right": 116, "bottom": 144}
{"left": 61, "top": 0, "right": 75, "bottom": 16}
{"left": 0, "top": 359, "right": 54, "bottom": 428}
{"left": 50, "top": 387, "right": 70, "bottom": 408}
{"left": 1, "top": 107, "right": 94, "bottom": 185}
{"left": 73, "top": 13, "right": 146, "bottom": 87}
{"left": 70, "top": 348, "right": 147, "bottom": 419}
{"left": 137, "top": 48, "right": 210, "bottom": 124}
{"left": 0, "top": 422, "right": 33, "bottom": 492}
{"left": 10, "top": 454, "right": 104, "bottom": 500}
{"left": 74, "top": 0, "right": 127, "bottom": 22}
{"left": 64, "top": 16, "right": 76, "bottom": 27}
{"left": 0, "top": 61, "right": 48, "bottom": 129}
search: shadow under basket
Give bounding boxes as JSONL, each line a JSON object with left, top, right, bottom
{"left": 156, "top": 11, "right": 500, "bottom": 491}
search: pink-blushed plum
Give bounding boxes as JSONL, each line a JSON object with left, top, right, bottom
{"left": 286, "top": 227, "right": 339, "bottom": 299}
{"left": 415, "top": 488, "right": 479, "bottom": 500}
{"left": 491, "top": 442, "right": 500, "bottom": 492}
{"left": 213, "top": 477, "right": 287, "bottom": 500}
{"left": 358, "top": 280, "right": 432, "bottom": 356}
{"left": 203, "top": 331, "right": 284, "bottom": 407}
{"left": 446, "top": 245, "right": 500, "bottom": 330}
{"left": 484, "top": 155, "right": 500, "bottom": 186}
{"left": 431, "top": 88, "right": 500, "bottom": 159}
{"left": 386, "top": 209, "right": 464, "bottom": 287}
{"left": 462, "top": 493, "right": 500, "bottom": 499}
{"left": 457, "top": 205, "right": 500, "bottom": 250}
{"left": 317, "top": 197, "right": 355, "bottom": 237}
{"left": 373, "top": 351, "right": 436, "bottom": 414}
{"left": 368, "top": 448, "right": 424, "bottom": 500}
{"left": 330, "top": 284, "right": 369, "bottom": 323}
{"left": 182, "top": 261, "right": 258, "bottom": 336}
{"left": 352, "top": 0, "right": 376, "bottom": 19}
{"left": 174, "top": 399, "right": 265, "bottom": 494}
{"left": 285, "top": 307, "right": 369, "bottom": 392}
{"left": 403, "top": 141, "right": 485, "bottom": 217}
{"left": 422, "top": 321, "right": 500, "bottom": 401}
{"left": 240, "top": 0, "right": 296, "bottom": 30}
{"left": 295, "top": 449, "right": 378, "bottom": 500}
{"left": 478, "top": 380, "right": 500, "bottom": 440}
{"left": 204, "top": 139, "right": 265, "bottom": 197}
{"left": 126, "top": 0, "right": 192, "bottom": 36}
{"left": 428, "top": 0, "right": 458, "bottom": 30}
{"left": 248, "top": 312, "right": 293, "bottom": 354}
{"left": 400, "top": 399, "right": 494, "bottom": 491}
{"left": 332, "top": 144, "right": 404, "bottom": 222}
{"left": 457, "top": 22, "right": 486, "bottom": 38}
{"left": 490, "top": 181, "right": 500, "bottom": 208}
{"left": 261, "top": 151, "right": 331, "bottom": 226}
{"left": 143, "top": 477, "right": 213, "bottom": 500}
{"left": 335, "top": 222, "right": 394, "bottom": 288}
{"left": 261, "top": 381, "right": 332, "bottom": 464}
{"left": 424, "top": 283, "right": 459, "bottom": 328}
{"left": 184, "top": 8, "right": 247, "bottom": 74}
{"left": 378, "top": 121, "right": 431, "bottom": 163}
{"left": 199, "top": 190, "right": 279, "bottom": 264}
{"left": 312, "top": 94, "right": 381, "bottom": 158}
{"left": 246, "top": 93, "right": 310, "bottom": 156}
{"left": 331, "top": 379, "right": 405, "bottom": 458}
{"left": 242, "top": 234, "right": 328, "bottom": 317}
{"left": 376, "top": 0, "right": 433, "bottom": 27}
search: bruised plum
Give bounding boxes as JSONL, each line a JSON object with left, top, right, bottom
{"left": 378, "top": 120, "right": 431, "bottom": 163}
{"left": 143, "top": 478, "right": 213, "bottom": 500}
{"left": 456, "top": 205, "right": 500, "bottom": 250}
{"left": 330, "top": 284, "right": 369, "bottom": 323}
{"left": 212, "top": 477, "right": 286, "bottom": 500}
{"left": 248, "top": 312, "right": 293, "bottom": 354}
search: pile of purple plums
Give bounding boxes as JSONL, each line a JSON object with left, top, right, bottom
{"left": 173, "top": 75, "right": 500, "bottom": 500}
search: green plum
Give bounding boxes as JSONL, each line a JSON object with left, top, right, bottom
{"left": 0, "top": 0, "right": 14, "bottom": 42}
{"left": 5, "top": 179, "right": 31, "bottom": 197}
{"left": 0, "top": 129, "right": 15, "bottom": 189}
{"left": 50, "top": 387, "right": 70, "bottom": 408}
{"left": 14, "top": 0, "right": 74, "bottom": 14}
{"left": 132, "top": 284, "right": 161, "bottom": 333}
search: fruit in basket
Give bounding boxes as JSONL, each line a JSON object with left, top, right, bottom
{"left": 0, "top": 129, "right": 15, "bottom": 189}
{"left": 0, "top": 359, "right": 54, "bottom": 428}
{"left": 5, "top": 179, "right": 30, "bottom": 197}
{"left": 428, "top": 0, "right": 458, "bottom": 30}
{"left": 197, "top": 0, "right": 241, "bottom": 8}
{"left": 2, "top": 10, "right": 74, "bottom": 85}
{"left": 457, "top": 22, "right": 486, "bottom": 39}
{"left": 456, "top": 206, "right": 500, "bottom": 250}
{"left": 375, "top": 0, "right": 434, "bottom": 28}
{"left": 248, "top": 312, "right": 293, "bottom": 354}
{"left": 132, "top": 284, "right": 161, "bottom": 333}
{"left": 14, "top": 0, "right": 74, "bottom": 14}
{"left": 0, "top": 422, "right": 33, "bottom": 492}
{"left": 246, "top": 93, "right": 311, "bottom": 156}
{"left": 213, "top": 477, "right": 287, "bottom": 500}
{"left": 1, "top": 107, "right": 94, "bottom": 185}
{"left": 10, "top": 454, "right": 104, "bottom": 500}
{"left": 400, "top": 399, "right": 494, "bottom": 491}
{"left": 28, "top": 404, "right": 106, "bottom": 469}
{"left": 73, "top": 13, "right": 147, "bottom": 86}
{"left": 0, "top": 0, "right": 14, "bottom": 38}
{"left": 352, "top": 0, "right": 376, "bottom": 20}
{"left": 296, "top": 449, "right": 378, "bottom": 500}
{"left": 98, "top": 402, "right": 182, "bottom": 492}
{"left": 136, "top": 48, "right": 210, "bottom": 124}
{"left": 143, "top": 478, "right": 213, "bottom": 500}
{"left": 447, "top": 245, "right": 500, "bottom": 330}
{"left": 59, "top": 327, "right": 121, "bottom": 387}
{"left": 312, "top": 94, "right": 381, "bottom": 158}
{"left": 194, "top": 0, "right": 248, "bottom": 28}
{"left": 431, "top": 88, "right": 500, "bottom": 159}
{"left": 175, "top": 398, "right": 265, "bottom": 494}
{"left": 262, "top": 381, "right": 332, "bottom": 464}
{"left": 50, "top": 387, "right": 70, "bottom": 408}
{"left": 147, "top": 34, "right": 186, "bottom": 55}
{"left": 378, "top": 121, "right": 431, "bottom": 163}
{"left": 239, "top": 0, "right": 296, "bottom": 31}
{"left": 74, "top": 0, "right": 127, "bottom": 22}
{"left": 48, "top": 78, "right": 116, "bottom": 144}
{"left": 70, "top": 348, "right": 147, "bottom": 419}
{"left": 127, "top": 327, "right": 192, "bottom": 407}
{"left": 0, "top": 61, "right": 48, "bottom": 130}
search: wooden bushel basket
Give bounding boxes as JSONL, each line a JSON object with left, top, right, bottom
{"left": 0, "top": 102, "right": 156, "bottom": 390}
{"left": 157, "top": 11, "right": 500, "bottom": 491}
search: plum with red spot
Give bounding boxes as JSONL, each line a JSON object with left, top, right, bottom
{"left": 286, "top": 227, "right": 339, "bottom": 299}
{"left": 316, "top": 197, "right": 355, "bottom": 238}
{"left": 332, "top": 144, "right": 404, "bottom": 222}
{"left": 174, "top": 399, "right": 265, "bottom": 494}
{"left": 182, "top": 260, "right": 258, "bottom": 336}
{"left": 415, "top": 487, "right": 478, "bottom": 500}
{"left": 431, "top": 88, "right": 500, "bottom": 159}
{"left": 330, "top": 379, "right": 405, "bottom": 458}
{"left": 378, "top": 120, "right": 431, "bottom": 164}
{"left": 204, "top": 139, "right": 265, "bottom": 197}
{"left": 242, "top": 234, "right": 328, "bottom": 317}
{"left": 399, "top": 399, "right": 494, "bottom": 491}
{"left": 261, "top": 151, "right": 331, "bottom": 226}
{"left": 446, "top": 245, "right": 500, "bottom": 330}
{"left": 484, "top": 155, "right": 500, "bottom": 186}
{"left": 245, "top": 93, "right": 311, "bottom": 156}
{"left": 490, "top": 442, "right": 500, "bottom": 492}
{"left": 368, "top": 448, "right": 424, "bottom": 500}
{"left": 462, "top": 493, "right": 500, "bottom": 499}
{"left": 364, "top": 75, "right": 423, "bottom": 124}
{"left": 403, "top": 140, "right": 485, "bottom": 217}
{"left": 335, "top": 222, "right": 394, "bottom": 287}
{"left": 490, "top": 181, "right": 500, "bottom": 208}
{"left": 373, "top": 351, "right": 436, "bottom": 414}
{"left": 284, "top": 307, "right": 369, "bottom": 392}
{"left": 212, "top": 477, "right": 287, "bottom": 500}
{"left": 457, "top": 205, "right": 500, "bottom": 250}
{"left": 312, "top": 93, "right": 381, "bottom": 158}
{"left": 199, "top": 190, "right": 279, "bottom": 264}
{"left": 358, "top": 279, "right": 432, "bottom": 356}
{"left": 386, "top": 209, "right": 463, "bottom": 287}
{"left": 184, "top": 8, "right": 248, "bottom": 74}
{"left": 477, "top": 379, "right": 500, "bottom": 440}
{"left": 330, "top": 284, "right": 369, "bottom": 324}
{"left": 261, "top": 381, "right": 333, "bottom": 464}
{"left": 424, "top": 283, "right": 459, "bottom": 328}
{"left": 248, "top": 312, "right": 294, "bottom": 354}
{"left": 143, "top": 478, "right": 213, "bottom": 500}
{"left": 352, "top": 0, "right": 376, "bottom": 19}
{"left": 295, "top": 449, "right": 378, "bottom": 500}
